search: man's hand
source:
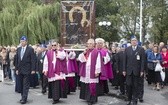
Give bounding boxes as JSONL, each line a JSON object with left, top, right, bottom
{"left": 153, "top": 60, "right": 157, "bottom": 63}
{"left": 140, "top": 72, "right": 144, "bottom": 77}
{"left": 31, "top": 71, "right": 35, "bottom": 74}
{"left": 16, "top": 70, "right": 19, "bottom": 75}
{"left": 123, "top": 71, "right": 126, "bottom": 76}
{"left": 163, "top": 61, "right": 167, "bottom": 64}
{"left": 83, "top": 49, "right": 87, "bottom": 55}
{"left": 43, "top": 71, "right": 48, "bottom": 76}
{"left": 95, "top": 73, "right": 99, "bottom": 77}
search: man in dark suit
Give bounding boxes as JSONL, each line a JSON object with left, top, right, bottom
{"left": 116, "top": 44, "right": 126, "bottom": 95}
{"left": 36, "top": 44, "right": 48, "bottom": 94}
{"left": 15, "top": 36, "right": 36, "bottom": 104}
{"left": 123, "top": 36, "right": 145, "bottom": 105}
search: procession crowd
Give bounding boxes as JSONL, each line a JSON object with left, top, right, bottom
{"left": 0, "top": 36, "right": 168, "bottom": 105}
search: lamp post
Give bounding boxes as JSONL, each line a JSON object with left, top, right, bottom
{"left": 98, "top": 21, "right": 111, "bottom": 27}
{"left": 140, "top": 0, "right": 143, "bottom": 43}
{"left": 98, "top": 21, "right": 111, "bottom": 44}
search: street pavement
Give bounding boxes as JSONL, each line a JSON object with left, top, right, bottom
{"left": 0, "top": 80, "right": 168, "bottom": 105}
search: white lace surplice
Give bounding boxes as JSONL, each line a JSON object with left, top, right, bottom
{"left": 79, "top": 52, "right": 101, "bottom": 83}
{"left": 103, "top": 52, "right": 111, "bottom": 64}
{"left": 66, "top": 51, "right": 76, "bottom": 77}
{"left": 43, "top": 50, "right": 66, "bottom": 82}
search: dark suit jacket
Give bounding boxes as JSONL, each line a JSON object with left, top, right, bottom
{"left": 36, "top": 51, "right": 47, "bottom": 74}
{"left": 123, "top": 46, "right": 145, "bottom": 76}
{"left": 116, "top": 50, "right": 125, "bottom": 74}
{"left": 111, "top": 53, "right": 117, "bottom": 71}
{"left": 15, "top": 46, "right": 36, "bottom": 74}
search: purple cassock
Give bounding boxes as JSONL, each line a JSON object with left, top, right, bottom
{"left": 46, "top": 50, "right": 67, "bottom": 78}
{"left": 79, "top": 48, "right": 104, "bottom": 96}
{"left": 67, "top": 58, "right": 78, "bottom": 73}
{"left": 79, "top": 49, "right": 102, "bottom": 79}
{"left": 55, "top": 57, "right": 68, "bottom": 75}
{"left": 99, "top": 48, "right": 114, "bottom": 80}
{"left": 67, "top": 52, "right": 78, "bottom": 92}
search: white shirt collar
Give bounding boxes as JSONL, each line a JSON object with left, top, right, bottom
{"left": 22, "top": 45, "right": 27, "bottom": 49}
{"left": 132, "top": 45, "right": 137, "bottom": 49}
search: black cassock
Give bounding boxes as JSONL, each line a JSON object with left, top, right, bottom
{"left": 48, "top": 80, "right": 67, "bottom": 101}
{"left": 80, "top": 82, "right": 98, "bottom": 104}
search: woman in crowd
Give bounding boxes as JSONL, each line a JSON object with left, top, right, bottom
{"left": 9, "top": 46, "right": 16, "bottom": 82}
{"left": 161, "top": 46, "right": 168, "bottom": 87}
{"left": 145, "top": 43, "right": 154, "bottom": 85}
{"left": 147, "top": 46, "right": 162, "bottom": 91}
{"left": 0, "top": 47, "right": 8, "bottom": 79}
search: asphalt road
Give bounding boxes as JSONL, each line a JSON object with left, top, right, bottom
{"left": 0, "top": 81, "right": 168, "bottom": 105}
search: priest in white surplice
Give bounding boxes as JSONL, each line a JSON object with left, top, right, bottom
{"left": 78, "top": 39, "right": 103, "bottom": 105}
{"left": 43, "top": 42, "right": 68, "bottom": 104}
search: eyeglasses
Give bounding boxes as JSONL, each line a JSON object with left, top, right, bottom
{"left": 52, "top": 45, "right": 57, "bottom": 46}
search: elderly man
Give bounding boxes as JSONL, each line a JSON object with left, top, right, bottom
{"left": 123, "top": 36, "right": 145, "bottom": 105}
{"left": 36, "top": 44, "right": 48, "bottom": 94}
{"left": 78, "top": 39, "right": 102, "bottom": 105}
{"left": 159, "top": 42, "right": 165, "bottom": 51}
{"left": 95, "top": 38, "right": 113, "bottom": 95}
{"left": 15, "top": 36, "right": 36, "bottom": 104}
{"left": 116, "top": 44, "right": 127, "bottom": 95}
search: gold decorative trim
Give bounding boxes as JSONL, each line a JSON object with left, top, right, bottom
{"left": 69, "top": 6, "right": 90, "bottom": 27}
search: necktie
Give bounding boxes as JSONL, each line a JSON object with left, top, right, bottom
{"left": 133, "top": 46, "right": 136, "bottom": 51}
{"left": 42, "top": 52, "right": 45, "bottom": 57}
{"left": 21, "top": 48, "right": 24, "bottom": 60}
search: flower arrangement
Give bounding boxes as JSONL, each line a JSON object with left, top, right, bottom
{"left": 71, "top": 43, "right": 83, "bottom": 49}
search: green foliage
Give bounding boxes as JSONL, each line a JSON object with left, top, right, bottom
{"left": 148, "top": 0, "right": 168, "bottom": 43}
{"left": 0, "top": 0, "right": 60, "bottom": 45}
{"left": 96, "top": 0, "right": 120, "bottom": 42}
{"left": 1, "top": 0, "right": 168, "bottom": 45}
{"left": 96, "top": 0, "right": 168, "bottom": 43}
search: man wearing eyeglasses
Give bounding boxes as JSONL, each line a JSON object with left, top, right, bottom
{"left": 43, "top": 42, "right": 67, "bottom": 104}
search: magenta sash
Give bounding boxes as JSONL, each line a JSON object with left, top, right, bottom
{"left": 89, "top": 83, "right": 96, "bottom": 96}
{"left": 47, "top": 50, "right": 55, "bottom": 78}
{"left": 68, "top": 77, "right": 75, "bottom": 89}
